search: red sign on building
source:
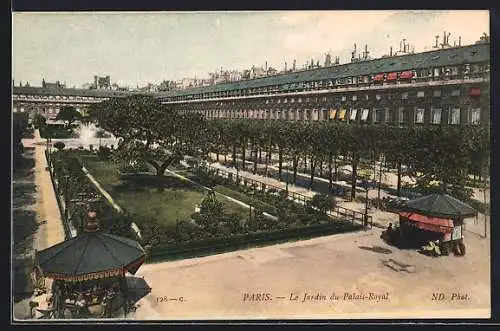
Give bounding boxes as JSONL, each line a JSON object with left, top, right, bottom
{"left": 399, "top": 71, "right": 414, "bottom": 79}
{"left": 386, "top": 72, "right": 398, "bottom": 81}
{"left": 470, "top": 87, "right": 481, "bottom": 97}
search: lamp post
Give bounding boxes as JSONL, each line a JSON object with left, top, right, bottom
{"left": 363, "top": 178, "right": 371, "bottom": 230}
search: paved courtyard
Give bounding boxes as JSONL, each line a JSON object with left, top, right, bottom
{"left": 130, "top": 227, "right": 490, "bottom": 320}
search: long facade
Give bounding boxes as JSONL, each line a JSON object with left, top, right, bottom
{"left": 12, "top": 42, "right": 489, "bottom": 127}
{"left": 160, "top": 42, "right": 490, "bottom": 127}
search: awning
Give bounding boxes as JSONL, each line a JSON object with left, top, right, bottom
{"left": 329, "top": 109, "right": 337, "bottom": 119}
{"left": 399, "top": 211, "right": 454, "bottom": 234}
{"left": 338, "top": 109, "right": 346, "bottom": 120}
{"left": 361, "top": 109, "right": 369, "bottom": 121}
{"left": 350, "top": 109, "right": 358, "bottom": 120}
{"left": 386, "top": 72, "right": 398, "bottom": 81}
{"left": 400, "top": 71, "right": 414, "bottom": 79}
{"left": 373, "top": 73, "right": 384, "bottom": 81}
{"left": 405, "top": 193, "right": 477, "bottom": 219}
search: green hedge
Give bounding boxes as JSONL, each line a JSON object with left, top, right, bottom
{"left": 147, "top": 221, "right": 362, "bottom": 262}
{"left": 40, "top": 126, "right": 74, "bottom": 139}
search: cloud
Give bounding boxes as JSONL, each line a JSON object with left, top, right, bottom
{"left": 280, "top": 11, "right": 399, "bottom": 55}
{"left": 277, "top": 10, "right": 489, "bottom": 64}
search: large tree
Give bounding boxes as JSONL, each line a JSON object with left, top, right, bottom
{"left": 89, "top": 95, "right": 208, "bottom": 186}
{"left": 32, "top": 113, "right": 47, "bottom": 130}
{"left": 56, "top": 106, "right": 82, "bottom": 127}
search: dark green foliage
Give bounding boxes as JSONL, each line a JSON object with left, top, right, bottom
{"left": 97, "top": 146, "right": 112, "bottom": 161}
{"left": 55, "top": 106, "right": 82, "bottom": 127}
{"left": 205, "top": 119, "right": 489, "bottom": 203}
{"left": 53, "top": 142, "right": 65, "bottom": 151}
{"left": 32, "top": 113, "right": 47, "bottom": 130}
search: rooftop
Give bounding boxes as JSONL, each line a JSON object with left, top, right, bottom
{"left": 157, "top": 43, "right": 489, "bottom": 98}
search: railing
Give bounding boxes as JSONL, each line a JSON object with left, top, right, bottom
{"left": 201, "top": 165, "right": 372, "bottom": 228}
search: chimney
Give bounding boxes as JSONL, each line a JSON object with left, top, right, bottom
{"left": 435, "top": 35, "right": 439, "bottom": 48}
{"left": 400, "top": 40, "right": 402, "bottom": 52}
{"left": 459, "top": 36, "right": 461, "bottom": 46}
{"left": 447, "top": 32, "right": 451, "bottom": 46}
{"left": 284, "top": 62, "right": 287, "bottom": 72}
{"left": 94, "top": 75, "right": 98, "bottom": 88}
{"left": 293, "top": 59, "right": 296, "bottom": 71}
{"left": 390, "top": 46, "right": 393, "bottom": 56}
{"left": 265, "top": 61, "right": 268, "bottom": 71}
{"left": 442, "top": 31, "right": 446, "bottom": 48}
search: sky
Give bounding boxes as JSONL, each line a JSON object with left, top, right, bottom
{"left": 12, "top": 10, "right": 489, "bottom": 88}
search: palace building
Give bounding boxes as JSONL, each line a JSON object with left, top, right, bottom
{"left": 12, "top": 35, "right": 490, "bottom": 127}
{"left": 157, "top": 38, "right": 489, "bottom": 127}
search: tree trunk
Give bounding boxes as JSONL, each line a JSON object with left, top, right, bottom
{"left": 319, "top": 159, "right": 323, "bottom": 178}
{"left": 328, "top": 152, "right": 333, "bottom": 191}
{"left": 377, "top": 159, "right": 383, "bottom": 207}
{"left": 303, "top": 153, "right": 307, "bottom": 173}
{"left": 293, "top": 154, "right": 299, "bottom": 184}
{"left": 242, "top": 142, "right": 246, "bottom": 170}
{"left": 396, "top": 160, "right": 402, "bottom": 197}
{"left": 333, "top": 155, "right": 338, "bottom": 181}
{"left": 351, "top": 155, "right": 359, "bottom": 200}
{"left": 253, "top": 146, "right": 258, "bottom": 174}
{"left": 265, "top": 143, "right": 272, "bottom": 176}
{"left": 268, "top": 144, "right": 272, "bottom": 164}
{"left": 309, "top": 158, "right": 316, "bottom": 189}
{"left": 155, "top": 163, "right": 169, "bottom": 192}
{"left": 216, "top": 150, "right": 219, "bottom": 161}
{"left": 278, "top": 147, "right": 283, "bottom": 181}
{"left": 259, "top": 149, "right": 262, "bottom": 163}
{"left": 232, "top": 145, "right": 236, "bottom": 167}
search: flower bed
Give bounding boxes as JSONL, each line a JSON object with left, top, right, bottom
{"left": 49, "top": 150, "right": 133, "bottom": 239}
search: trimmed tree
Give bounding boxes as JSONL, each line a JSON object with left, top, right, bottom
{"left": 55, "top": 106, "right": 82, "bottom": 128}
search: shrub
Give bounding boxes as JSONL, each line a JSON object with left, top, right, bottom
{"left": 309, "top": 194, "right": 336, "bottom": 214}
{"left": 97, "top": 146, "right": 112, "bottom": 161}
{"left": 53, "top": 142, "right": 66, "bottom": 151}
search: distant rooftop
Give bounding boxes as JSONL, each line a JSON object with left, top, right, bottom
{"left": 157, "top": 42, "right": 489, "bottom": 98}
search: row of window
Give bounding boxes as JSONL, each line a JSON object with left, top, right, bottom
{"left": 14, "top": 94, "right": 102, "bottom": 101}
{"left": 167, "top": 62, "right": 489, "bottom": 102}
{"left": 413, "top": 108, "right": 480, "bottom": 125}
{"left": 177, "top": 87, "right": 482, "bottom": 112}
{"left": 197, "top": 107, "right": 482, "bottom": 125}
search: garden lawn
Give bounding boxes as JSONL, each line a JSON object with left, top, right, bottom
{"left": 79, "top": 155, "right": 249, "bottom": 227}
